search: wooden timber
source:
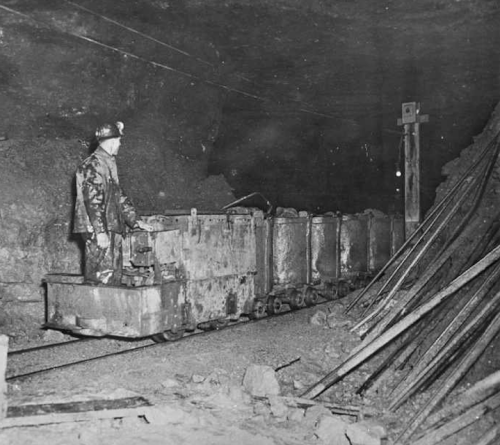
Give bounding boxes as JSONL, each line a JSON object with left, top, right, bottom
{"left": 0, "top": 389, "right": 151, "bottom": 428}
{"left": 0, "top": 335, "right": 7, "bottom": 421}
{"left": 301, "top": 242, "right": 500, "bottom": 400}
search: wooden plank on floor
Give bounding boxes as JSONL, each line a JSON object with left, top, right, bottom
{"left": 0, "top": 389, "right": 152, "bottom": 428}
{"left": 7, "top": 395, "right": 151, "bottom": 417}
{"left": 0, "top": 405, "right": 152, "bottom": 428}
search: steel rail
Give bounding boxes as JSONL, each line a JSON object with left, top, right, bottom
{"left": 7, "top": 339, "right": 89, "bottom": 356}
{"left": 6, "top": 301, "right": 328, "bottom": 382}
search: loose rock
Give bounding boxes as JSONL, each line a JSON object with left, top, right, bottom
{"left": 242, "top": 364, "right": 281, "bottom": 397}
{"left": 191, "top": 374, "right": 205, "bottom": 384}
{"left": 303, "top": 404, "right": 334, "bottom": 429}
{"left": 287, "top": 407, "right": 305, "bottom": 423}
{"left": 345, "top": 420, "right": 386, "bottom": 445}
{"left": 143, "top": 405, "right": 188, "bottom": 425}
{"left": 326, "top": 314, "right": 352, "bottom": 330}
{"left": 161, "top": 378, "right": 181, "bottom": 389}
{"left": 41, "top": 329, "right": 67, "bottom": 342}
{"left": 227, "top": 385, "right": 252, "bottom": 406}
{"left": 268, "top": 396, "right": 289, "bottom": 419}
{"left": 315, "top": 415, "right": 350, "bottom": 445}
{"left": 310, "top": 310, "right": 328, "bottom": 326}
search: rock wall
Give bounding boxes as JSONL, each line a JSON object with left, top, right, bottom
{"left": 433, "top": 101, "right": 500, "bottom": 217}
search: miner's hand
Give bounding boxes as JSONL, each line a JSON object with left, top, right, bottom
{"left": 136, "top": 220, "right": 154, "bottom": 232}
{"left": 96, "top": 232, "right": 110, "bottom": 249}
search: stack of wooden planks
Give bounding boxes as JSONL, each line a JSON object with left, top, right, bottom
{"left": 302, "top": 129, "right": 500, "bottom": 445}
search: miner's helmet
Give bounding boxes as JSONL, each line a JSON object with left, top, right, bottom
{"left": 95, "top": 121, "right": 124, "bottom": 141}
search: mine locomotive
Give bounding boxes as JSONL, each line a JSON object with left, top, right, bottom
{"left": 45, "top": 208, "right": 404, "bottom": 341}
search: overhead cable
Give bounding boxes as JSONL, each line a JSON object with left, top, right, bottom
{"left": 0, "top": 3, "right": 366, "bottom": 125}
{"left": 0, "top": 4, "right": 264, "bottom": 101}
{"left": 66, "top": 0, "right": 214, "bottom": 67}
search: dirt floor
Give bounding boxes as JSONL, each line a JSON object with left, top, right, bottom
{"left": 2, "top": 297, "right": 372, "bottom": 445}
{"left": 3, "top": 292, "right": 498, "bottom": 444}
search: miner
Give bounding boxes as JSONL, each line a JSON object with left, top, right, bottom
{"left": 73, "top": 121, "right": 152, "bottom": 285}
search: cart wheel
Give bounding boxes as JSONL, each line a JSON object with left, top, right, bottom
{"left": 267, "top": 295, "right": 284, "bottom": 315}
{"left": 338, "top": 281, "right": 351, "bottom": 298}
{"left": 210, "top": 319, "right": 230, "bottom": 330}
{"left": 288, "top": 288, "right": 305, "bottom": 309}
{"left": 198, "top": 318, "right": 230, "bottom": 331}
{"left": 249, "top": 299, "right": 267, "bottom": 319}
{"left": 152, "top": 329, "right": 185, "bottom": 343}
{"left": 304, "top": 286, "right": 319, "bottom": 307}
{"left": 322, "top": 282, "right": 337, "bottom": 301}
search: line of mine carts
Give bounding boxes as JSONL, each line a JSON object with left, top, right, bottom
{"left": 45, "top": 208, "right": 404, "bottom": 342}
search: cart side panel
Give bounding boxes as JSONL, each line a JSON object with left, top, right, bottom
{"left": 391, "top": 215, "right": 405, "bottom": 255}
{"left": 186, "top": 273, "right": 255, "bottom": 323}
{"left": 254, "top": 216, "right": 273, "bottom": 298}
{"left": 311, "top": 216, "right": 340, "bottom": 284}
{"left": 340, "top": 214, "right": 369, "bottom": 278}
{"left": 273, "top": 217, "right": 308, "bottom": 287}
{"left": 368, "top": 215, "right": 392, "bottom": 273}
{"left": 180, "top": 214, "right": 257, "bottom": 280}
{"left": 45, "top": 276, "right": 183, "bottom": 337}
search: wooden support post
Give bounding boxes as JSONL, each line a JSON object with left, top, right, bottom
{"left": 397, "top": 102, "right": 428, "bottom": 238}
{"left": 0, "top": 335, "right": 8, "bottom": 421}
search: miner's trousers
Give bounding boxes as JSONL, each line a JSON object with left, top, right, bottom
{"left": 83, "top": 231, "right": 123, "bottom": 285}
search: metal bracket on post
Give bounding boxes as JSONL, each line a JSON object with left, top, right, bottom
{"left": 188, "top": 207, "right": 199, "bottom": 238}
{"left": 397, "top": 102, "right": 429, "bottom": 239}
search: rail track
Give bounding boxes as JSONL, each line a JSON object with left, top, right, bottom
{"left": 6, "top": 300, "right": 330, "bottom": 382}
{"left": 8, "top": 338, "right": 89, "bottom": 356}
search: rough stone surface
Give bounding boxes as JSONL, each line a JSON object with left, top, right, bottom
{"left": 345, "top": 421, "right": 383, "bottom": 445}
{"left": 303, "top": 404, "right": 335, "bottom": 429}
{"left": 191, "top": 374, "right": 206, "bottom": 384}
{"left": 287, "top": 407, "right": 305, "bottom": 423}
{"left": 355, "top": 420, "right": 388, "bottom": 440}
{"left": 242, "top": 364, "right": 281, "bottom": 397}
{"left": 310, "top": 310, "right": 328, "bottom": 326}
{"left": 143, "top": 405, "right": 190, "bottom": 425}
{"left": 326, "top": 315, "right": 351, "bottom": 330}
{"left": 7, "top": 299, "right": 496, "bottom": 444}
{"left": 160, "top": 378, "right": 181, "bottom": 389}
{"left": 315, "top": 415, "right": 350, "bottom": 445}
{"left": 268, "top": 395, "right": 289, "bottom": 419}
{"left": 40, "top": 330, "right": 67, "bottom": 342}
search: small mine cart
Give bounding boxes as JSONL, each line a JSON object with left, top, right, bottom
{"left": 45, "top": 209, "right": 264, "bottom": 340}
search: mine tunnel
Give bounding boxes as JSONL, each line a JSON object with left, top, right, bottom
{"left": 1, "top": 1, "right": 500, "bottom": 443}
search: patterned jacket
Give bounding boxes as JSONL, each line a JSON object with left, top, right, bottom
{"left": 73, "top": 147, "right": 137, "bottom": 235}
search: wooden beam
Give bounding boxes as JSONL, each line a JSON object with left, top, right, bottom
{"left": 395, "top": 309, "right": 500, "bottom": 444}
{"left": 0, "top": 335, "right": 8, "bottom": 421}
{"left": 411, "top": 392, "right": 500, "bottom": 445}
{"left": 300, "top": 242, "right": 500, "bottom": 400}
{"left": 425, "top": 370, "right": 500, "bottom": 429}
{"left": 1, "top": 390, "right": 151, "bottom": 428}
{"left": 252, "top": 395, "right": 363, "bottom": 418}
{"left": 397, "top": 102, "right": 429, "bottom": 238}
{"left": 404, "top": 121, "right": 420, "bottom": 236}
{"left": 1, "top": 405, "right": 152, "bottom": 428}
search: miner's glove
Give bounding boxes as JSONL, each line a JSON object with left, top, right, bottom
{"left": 96, "top": 232, "right": 110, "bottom": 249}
{"left": 136, "top": 220, "right": 154, "bottom": 232}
